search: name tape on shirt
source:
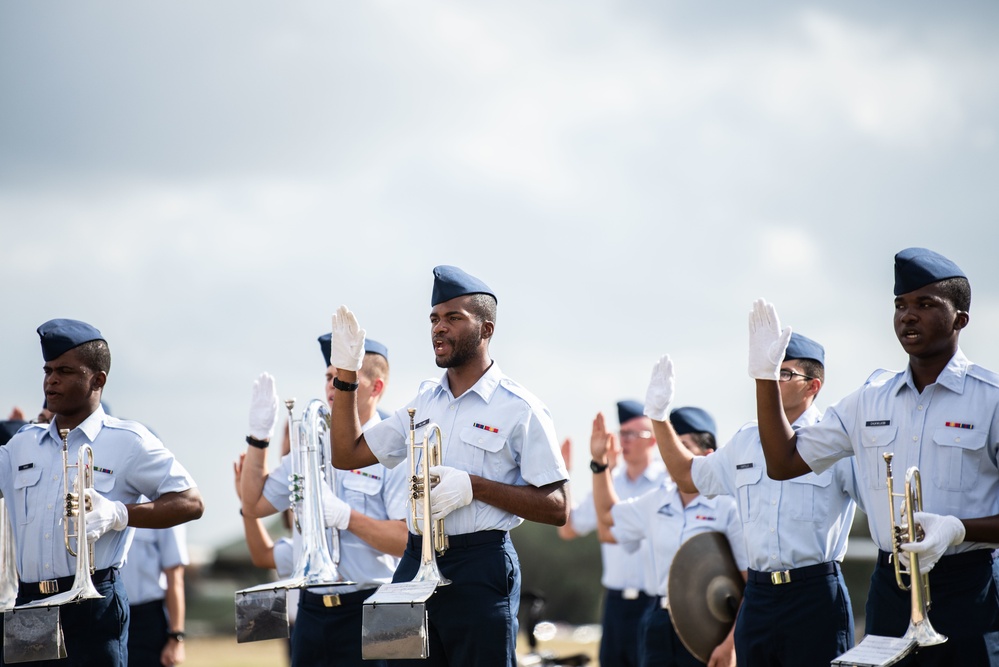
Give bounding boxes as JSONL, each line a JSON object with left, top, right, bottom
{"left": 865, "top": 420, "right": 891, "bottom": 427}
{"left": 414, "top": 419, "right": 430, "bottom": 429}
{"left": 17, "top": 463, "right": 33, "bottom": 471}
{"left": 473, "top": 423, "right": 500, "bottom": 434}
{"left": 736, "top": 463, "right": 754, "bottom": 470}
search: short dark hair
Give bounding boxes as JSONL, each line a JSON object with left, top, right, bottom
{"left": 688, "top": 432, "right": 716, "bottom": 453}
{"left": 467, "top": 293, "right": 497, "bottom": 326}
{"left": 76, "top": 340, "right": 111, "bottom": 375}
{"left": 794, "top": 359, "right": 825, "bottom": 385}
{"left": 935, "top": 277, "right": 971, "bottom": 312}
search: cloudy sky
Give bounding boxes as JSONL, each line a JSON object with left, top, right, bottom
{"left": 2, "top": 1, "right": 998, "bottom": 555}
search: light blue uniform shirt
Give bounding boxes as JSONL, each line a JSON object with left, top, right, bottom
{"left": 796, "top": 349, "right": 999, "bottom": 554}
{"left": 119, "top": 524, "right": 189, "bottom": 605}
{"left": 610, "top": 480, "right": 748, "bottom": 599}
{"left": 571, "top": 462, "right": 666, "bottom": 595}
{"left": 692, "top": 405, "right": 859, "bottom": 572}
{"left": 0, "top": 407, "right": 196, "bottom": 583}
{"left": 364, "top": 364, "right": 569, "bottom": 536}
{"left": 263, "top": 414, "right": 409, "bottom": 592}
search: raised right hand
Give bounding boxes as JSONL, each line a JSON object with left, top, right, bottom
{"left": 248, "top": 372, "right": 279, "bottom": 440}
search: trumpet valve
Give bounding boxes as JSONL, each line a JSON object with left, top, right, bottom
{"left": 65, "top": 493, "right": 78, "bottom": 517}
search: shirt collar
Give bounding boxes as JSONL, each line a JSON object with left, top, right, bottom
{"left": 898, "top": 348, "right": 970, "bottom": 396}
{"left": 437, "top": 362, "right": 503, "bottom": 403}
{"left": 660, "top": 479, "right": 715, "bottom": 511}
{"left": 791, "top": 404, "right": 822, "bottom": 429}
{"left": 45, "top": 404, "right": 107, "bottom": 445}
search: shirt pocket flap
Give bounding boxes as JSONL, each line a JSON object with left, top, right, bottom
{"left": 341, "top": 471, "right": 382, "bottom": 495}
{"left": 932, "top": 428, "right": 987, "bottom": 451}
{"left": 860, "top": 426, "right": 898, "bottom": 449}
{"left": 93, "top": 472, "right": 116, "bottom": 494}
{"left": 14, "top": 466, "right": 42, "bottom": 490}
{"left": 789, "top": 469, "right": 833, "bottom": 488}
{"left": 460, "top": 426, "right": 506, "bottom": 453}
{"left": 734, "top": 465, "right": 762, "bottom": 487}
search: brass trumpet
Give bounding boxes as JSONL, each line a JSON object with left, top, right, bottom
{"left": 407, "top": 408, "right": 450, "bottom": 585}
{"left": 884, "top": 452, "right": 947, "bottom": 647}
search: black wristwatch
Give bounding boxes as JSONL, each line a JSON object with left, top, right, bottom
{"left": 166, "top": 631, "right": 185, "bottom": 642}
{"left": 332, "top": 377, "right": 359, "bottom": 392}
{"left": 590, "top": 459, "right": 609, "bottom": 474}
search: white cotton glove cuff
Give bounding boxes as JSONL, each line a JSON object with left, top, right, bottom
{"left": 331, "top": 305, "right": 366, "bottom": 372}
{"left": 899, "top": 512, "right": 966, "bottom": 573}
{"left": 84, "top": 488, "right": 129, "bottom": 543}
{"left": 321, "top": 483, "right": 352, "bottom": 531}
{"left": 644, "top": 355, "right": 676, "bottom": 422}
{"left": 748, "top": 299, "right": 793, "bottom": 381}
{"left": 429, "top": 465, "right": 473, "bottom": 521}
{"left": 248, "top": 372, "right": 279, "bottom": 440}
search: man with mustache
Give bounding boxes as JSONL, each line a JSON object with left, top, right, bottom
{"left": 329, "top": 265, "right": 569, "bottom": 667}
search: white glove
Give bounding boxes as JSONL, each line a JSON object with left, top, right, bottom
{"left": 320, "top": 482, "right": 352, "bottom": 531}
{"left": 748, "top": 299, "right": 793, "bottom": 381}
{"left": 900, "top": 511, "right": 965, "bottom": 573}
{"left": 429, "top": 465, "right": 473, "bottom": 521}
{"left": 84, "top": 488, "right": 129, "bottom": 543}
{"left": 644, "top": 354, "right": 676, "bottom": 422}
{"left": 330, "top": 305, "right": 366, "bottom": 372}
{"left": 248, "top": 372, "right": 279, "bottom": 440}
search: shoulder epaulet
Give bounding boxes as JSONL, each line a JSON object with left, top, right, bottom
{"left": 733, "top": 420, "right": 758, "bottom": 435}
{"left": 102, "top": 417, "right": 156, "bottom": 440}
{"left": 967, "top": 364, "right": 999, "bottom": 389}
{"left": 497, "top": 378, "right": 549, "bottom": 413}
{"left": 417, "top": 377, "right": 441, "bottom": 394}
{"left": 864, "top": 368, "right": 899, "bottom": 387}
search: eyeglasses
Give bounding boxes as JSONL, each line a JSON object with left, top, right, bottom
{"left": 619, "top": 430, "right": 653, "bottom": 441}
{"left": 779, "top": 369, "right": 815, "bottom": 382}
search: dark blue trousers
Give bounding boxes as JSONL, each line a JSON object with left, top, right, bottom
{"left": 600, "top": 589, "right": 654, "bottom": 667}
{"left": 866, "top": 550, "right": 999, "bottom": 666}
{"left": 291, "top": 587, "right": 384, "bottom": 667}
{"left": 13, "top": 574, "right": 129, "bottom": 667}
{"left": 389, "top": 531, "right": 520, "bottom": 667}
{"left": 126, "top": 599, "right": 166, "bottom": 667}
{"left": 640, "top": 604, "right": 704, "bottom": 667}
{"left": 737, "top": 566, "right": 854, "bottom": 666}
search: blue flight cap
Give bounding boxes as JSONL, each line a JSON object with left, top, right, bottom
{"left": 37, "top": 319, "right": 105, "bottom": 362}
{"left": 431, "top": 265, "right": 496, "bottom": 307}
{"left": 894, "top": 248, "right": 966, "bottom": 296}
{"left": 617, "top": 400, "right": 645, "bottom": 426}
{"left": 670, "top": 407, "right": 717, "bottom": 439}
{"left": 318, "top": 334, "right": 389, "bottom": 368}
{"left": 784, "top": 332, "right": 825, "bottom": 366}
{"left": 0, "top": 420, "right": 27, "bottom": 447}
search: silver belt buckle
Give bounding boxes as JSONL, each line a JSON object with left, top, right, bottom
{"left": 622, "top": 588, "right": 640, "bottom": 600}
{"left": 38, "top": 579, "right": 59, "bottom": 594}
{"left": 659, "top": 596, "right": 669, "bottom": 610}
{"left": 770, "top": 570, "right": 791, "bottom": 585}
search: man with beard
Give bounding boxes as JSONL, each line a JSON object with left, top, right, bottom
{"left": 329, "top": 265, "right": 569, "bottom": 667}
{"left": 0, "top": 319, "right": 203, "bottom": 666}
{"left": 753, "top": 248, "right": 999, "bottom": 665}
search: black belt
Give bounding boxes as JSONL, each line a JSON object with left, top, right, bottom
{"left": 301, "top": 587, "right": 377, "bottom": 608}
{"left": 19, "top": 567, "right": 117, "bottom": 597}
{"left": 408, "top": 530, "right": 507, "bottom": 550}
{"left": 747, "top": 561, "right": 838, "bottom": 586}
{"left": 877, "top": 548, "right": 994, "bottom": 571}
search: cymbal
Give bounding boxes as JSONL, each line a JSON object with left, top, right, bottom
{"left": 666, "top": 531, "right": 744, "bottom": 663}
